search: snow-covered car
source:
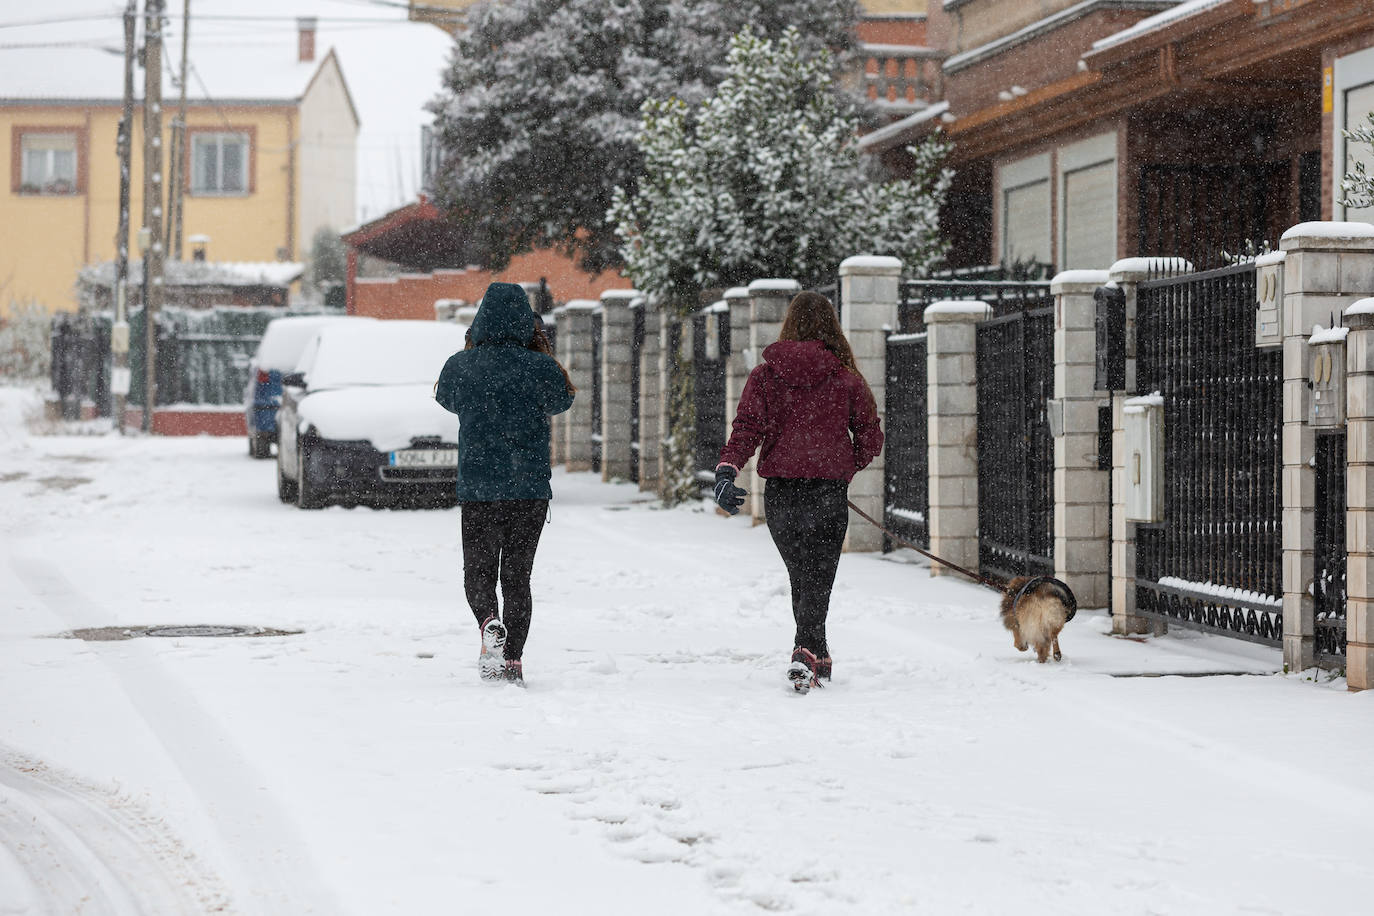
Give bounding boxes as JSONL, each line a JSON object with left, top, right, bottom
{"left": 243, "top": 315, "right": 374, "bottom": 458}
{"left": 274, "top": 320, "right": 468, "bottom": 509}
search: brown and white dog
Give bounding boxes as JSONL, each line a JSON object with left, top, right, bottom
{"left": 1000, "top": 576, "right": 1078, "bottom": 663}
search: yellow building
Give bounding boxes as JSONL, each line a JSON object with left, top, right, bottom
{"left": 0, "top": 19, "right": 357, "bottom": 315}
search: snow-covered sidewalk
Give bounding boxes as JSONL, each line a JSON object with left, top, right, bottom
{"left": 1, "top": 386, "right": 1371, "bottom": 915}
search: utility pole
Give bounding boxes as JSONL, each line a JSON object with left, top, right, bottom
{"left": 112, "top": 1, "right": 136, "bottom": 433}
{"left": 166, "top": 0, "right": 189, "bottom": 260}
{"left": 142, "top": 0, "right": 165, "bottom": 433}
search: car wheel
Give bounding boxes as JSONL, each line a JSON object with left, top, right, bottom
{"left": 296, "top": 440, "right": 326, "bottom": 510}
{"left": 249, "top": 434, "right": 272, "bottom": 459}
{"left": 276, "top": 447, "right": 298, "bottom": 503}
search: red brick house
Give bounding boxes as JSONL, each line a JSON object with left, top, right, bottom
{"left": 862, "top": 0, "right": 1374, "bottom": 271}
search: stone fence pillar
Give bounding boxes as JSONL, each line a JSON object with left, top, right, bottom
{"left": 925, "top": 300, "right": 991, "bottom": 577}
{"left": 599, "top": 289, "right": 639, "bottom": 481}
{"left": 1051, "top": 269, "right": 1111, "bottom": 608}
{"left": 1106, "top": 258, "right": 1162, "bottom": 635}
{"left": 558, "top": 300, "right": 600, "bottom": 472}
{"left": 1345, "top": 297, "right": 1374, "bottom": 690}
{"left": 744, "top": 279, "right": 800, "bottom": 525}
{"left": 1279, "top": 222, "right": 1374, "bottom": 672}
{"left": 635, "top": 297, "right": 660, "bottom": 493}
{"left": 840, "top": 256, "right": 902, "bottom": 552}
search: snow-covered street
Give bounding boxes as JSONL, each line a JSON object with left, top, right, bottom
{"left": 1, "top": 385, "right": 1371, "bottom": 915}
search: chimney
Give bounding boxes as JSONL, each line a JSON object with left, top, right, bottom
{"left": 297, "top": 17, "right": 317, "bottom": 63}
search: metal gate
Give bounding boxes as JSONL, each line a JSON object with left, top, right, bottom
{"left": 591, "top": 314, "right": 603, "bottom": 474}
{"left": 975, "top": 305, "right": 1055, "bottom": 582}
{"left": 693, "top": 307, "right": 729, "bottom": 483}
{"left": 1314, "top": 430, "right": 1348, "bottom": 665}
{"left": 629, "top": 304, "right": 645, "bottom": 484}
{"left": 1134, "top": 263, "right": 1283, "bottom": 645}
{"left": 885, "top": 331, "right": 928, "bottom": 549}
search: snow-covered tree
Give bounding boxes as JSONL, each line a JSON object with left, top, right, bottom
{"left": 1341, "top": 112, "right": 1374, "bottom": 210}
{"left": 0, "top": 300, "right": 51, "bottom": 380}
{"left": 609, "top": 28, "right": 950, "bottom": 310}
{"left": 426, "top": 0, "right": 860, "bottom": 274}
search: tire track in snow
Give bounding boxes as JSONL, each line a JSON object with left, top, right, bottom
{"left": 9, "top": 553, "right": 344, "bottom": 916}
{"left": 0, "top": 747, "right": 229, "bottom": 915}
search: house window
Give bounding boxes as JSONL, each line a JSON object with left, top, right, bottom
{"left": 191, "top": 131, "right": 249, "bottom": 195}
{"left": 19, "top": 132, "right": 78, "bottom": 195}
{"left": 1334, "top": 47, "right": 1374, "bottom": 222}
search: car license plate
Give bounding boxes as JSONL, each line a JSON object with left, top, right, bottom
{"left": 390, "top": 448, "right": 458, "bottom": 468}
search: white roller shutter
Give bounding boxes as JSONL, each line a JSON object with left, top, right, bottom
{"left": 1062, "top": 160, "right": 1116, "bottom": 270}
{"left": 1003, "top": 179, "right": 1050, "bottom": 265}
{"left": 1343, "top": 81, "right": 1374, "bottom": 223}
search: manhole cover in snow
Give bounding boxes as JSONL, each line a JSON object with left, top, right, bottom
{"left": 60, "top": 625, "right": 301, "bottom": 641}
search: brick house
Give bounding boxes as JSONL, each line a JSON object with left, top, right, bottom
{"left": 862, "top": 0, "right": 1374, "bottom": 272}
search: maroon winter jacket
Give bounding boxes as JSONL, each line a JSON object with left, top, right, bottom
{"left": 718, "top": 339, "right": 883, "bottom": 481}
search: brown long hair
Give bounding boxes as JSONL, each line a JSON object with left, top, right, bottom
{"left": 778, "top": 291, "right": 864, "bottom": 382}
{"left": 528, "top": 325, "right": 577, "bottom": 394}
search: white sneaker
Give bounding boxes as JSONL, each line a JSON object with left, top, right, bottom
{"left": 479, "top": 617, "right": 507, "bottom": 681}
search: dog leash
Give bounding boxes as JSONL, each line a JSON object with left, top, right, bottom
{"left": 845, "top": 499, "right": 1003, "bottom": 592}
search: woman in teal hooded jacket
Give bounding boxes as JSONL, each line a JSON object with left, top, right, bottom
{"left": 435, "top": 282, "right": 575, "bottom": 684}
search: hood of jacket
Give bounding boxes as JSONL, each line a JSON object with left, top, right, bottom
{"left": 469, "top": 282, "right": 535, "bottom": 346}
{"left": 762, "top": 339, "right": 842, "bottom": 388}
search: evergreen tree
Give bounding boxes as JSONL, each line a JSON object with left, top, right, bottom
{"left": 609, "top": 27, "right": 950, "bottom": 311}
{"left": 427, "top": 0, "right": 859, "bottom": 274}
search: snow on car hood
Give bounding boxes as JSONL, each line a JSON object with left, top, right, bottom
{"left": 297, "top": 384, "right": 459, "bottom": 452}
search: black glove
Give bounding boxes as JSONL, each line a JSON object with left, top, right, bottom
{"left": 713, "top": 466, "right": 747, "bottom": 516}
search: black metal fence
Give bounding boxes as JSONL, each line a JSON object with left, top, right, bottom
{"left": 975, "top": 305, "right": 1056, "bottom": 582}
{"left": 1133, "top": 263, "right": 1283, "bottom": 645}
{"left": 899, "top": 275, "right": 1053, "bottom": 334}
{"left": 1314, "top": 430, "right": 1348, "bottom": 665}
{"left": 693, "top": 307, "right": 729, "bottom": 483}
{"left": 629, "top": 304, "right": 645, "bottom": 484}
{"left": 884, "top": 331, "right": 928, "bottom": 549}
{"left": 591, "top": 313, "right": 603, "bottom": 474}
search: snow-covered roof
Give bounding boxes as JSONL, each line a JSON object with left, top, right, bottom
{"left": 1091, "top": 0, "right": 1230, "bottom": 54}
{"left": 80, "top": 259, "right": 304, "bottom": 288}
{"left": 1, "top": 1, "right": 454, "bottom": 222}
{"left": 856, "top": 101, "right": 949, "bottom": 151}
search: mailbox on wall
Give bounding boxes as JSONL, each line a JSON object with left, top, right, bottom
{"left": 1123, "top": 395, "right": 1163, "bottom": 523}
{"left": 1094, "top": 284, "right": 1126, "bottom": 391}
{"left": 1255, "top": 253, "right": 1285, "bottom": 348}
{"left": 1308, "top": 327, "right": 1348, "bottom": 428}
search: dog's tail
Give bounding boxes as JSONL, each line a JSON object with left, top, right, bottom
{"left": 1005, "top": 575, "right": 1079, "bottom": 622}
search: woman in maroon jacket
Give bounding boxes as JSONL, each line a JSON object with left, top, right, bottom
{"left": 714, "top": 291, "right": 884, "bottom": 693}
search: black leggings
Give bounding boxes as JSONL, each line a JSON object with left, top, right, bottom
{"left": 460, "top": 499, "right": 548, "bottom": 660}
{"left": 764, "top": 478, "right": 849, "bottom": 658}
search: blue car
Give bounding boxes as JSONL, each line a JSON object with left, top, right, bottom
{"left": 244, "top": 315, "right": 371, "bottom": 458}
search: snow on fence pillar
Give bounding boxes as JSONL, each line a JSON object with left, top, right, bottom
{"left": 635, "top": 297, "right": 660, "bottom": 493}
{"left": 1344, "top": 298, "right": 1374, "bottom": 690}
{"left": 1278, "top": 222, "right": 1374, "bottom": 673}
{"left": 599, "top": 288, "right": 639, "bottom": 482}
{"left": 722, "top": 286, "right": 756, "bottom": 518}
{"left": 840, "top": 256, "right": 902, "bottom": 552}
{"left": 925, "top": 300, "right": 991, "bottom": 578}
{"left": 560, "top": 300, "right": 600, "bottom": 473}
{"left": 744, "top": 279, "right": 800, "bottom": 525}
{"left": 1051, "top": 269, "right": 1111, "bottom": 608}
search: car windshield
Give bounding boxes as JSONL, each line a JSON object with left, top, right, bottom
{"left": 299, "top": 321, "right": 468, "bottom": 389}
{"left": 255, "top": 316, "right": 371, "bottom": 372}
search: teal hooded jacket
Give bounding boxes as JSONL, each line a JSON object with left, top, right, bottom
{"left": 435, "top": 283, "right": 574, "bottom": 502}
